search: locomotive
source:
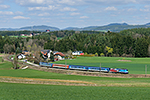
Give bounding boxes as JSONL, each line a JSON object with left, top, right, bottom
{"left": 39, "top": 62, "right": 129, "bottom": 74}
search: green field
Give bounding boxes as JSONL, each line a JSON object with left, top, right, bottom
{"left": 55, "top": 57, "right": 150, "bottom": 74}
{"left": 0, "top": 56, "right": 150, "bottom": 87}
{"left": 0, "top": 82, "right": 150, "bottom": 100}
{"left": 1, "top": 56, "right": 150, "bottom": 100}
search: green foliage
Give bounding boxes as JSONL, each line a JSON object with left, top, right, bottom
{"left": 1, "top": 29, "right": 150, "bottom": 57}
{"left": 95, "top": 52, "right": 98, "bottom": 56}
{"left": 100, "top": 53, "right": 104, "bottom": 57}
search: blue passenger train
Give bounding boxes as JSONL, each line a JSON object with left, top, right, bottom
{"left": 39, "top": 62, "right": 128, "bottom": 74}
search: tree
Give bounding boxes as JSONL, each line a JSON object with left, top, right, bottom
{"left": 148, "top": 44, "right": 150, "bottom": 57}
{"left": 105, "top": 46, "right": 113, "bottom": 56}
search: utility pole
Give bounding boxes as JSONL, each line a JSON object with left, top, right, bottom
{"left": 100, "top": 63, "right": 101, "bottom": 73}
{"left": 145, "top": 65, "right": 147, "bottom": 77}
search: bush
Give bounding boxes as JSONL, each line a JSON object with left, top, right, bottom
{"left": 77, "top": 54, "right": 95, "bottom": 57}
{"left": 100, "top": 53, "right": 104, "bottom": 57}
{"left": 1, "top": 58, "right": 4, "bottom": 62}
{"left": 95, "top": 53, "right": 98, "bottom": 56}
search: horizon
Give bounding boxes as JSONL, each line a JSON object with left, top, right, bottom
{"left": 0, "top": 0, "right": 150, "bottom": 29}
{"left": 0, "top": 22, "right": 150, "bottom": 30}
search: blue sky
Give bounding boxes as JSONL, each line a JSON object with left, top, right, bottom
{"left": 0, "top": 0, "right": 150, "bottom": 29}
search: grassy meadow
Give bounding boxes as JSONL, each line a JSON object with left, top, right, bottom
{"left": 55, "top": 57, "right": 150, "bottom": 74}
{"left": 0, "top": 56, "right": 150, "bottom": 100}
{"left": 0, "top": 82, "right": 150, "bottom": 100}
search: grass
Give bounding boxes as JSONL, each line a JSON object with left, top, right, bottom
{"left": 0, "top": 82, "right": 150, "bottom": 100}
{"left": 1, "top": 56, "right": 150, "bottom": 99}
{"left": 0, "top": 58, "right": 150, "bottom": 87}
{"left": 55, "top": 57, "right": 150, "bottom": 74}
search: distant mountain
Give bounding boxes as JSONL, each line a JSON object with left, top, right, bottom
{"left": 63, "top": 27, "right": 80, "bottom": 30}
{"left": 0, "top": 28, "right": 19, "bottom": 31}
{"left": 20, "top": 25, "right": 60, "bottom": 31}
{"left": 0, "top": 25, "right": 60, "bottom": 31}
{"left": 63, "top": 23, "right": 150, "bottom": 32}
{"left": 107, "top": 23, "right": 128, "bottom": 26}
{"left": 145, "top": 23, "right": 150, "bottom": 26}
{"left": 1, "top": 23, "right": 150, "bottom": 32}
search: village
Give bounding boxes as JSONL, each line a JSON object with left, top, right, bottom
{"left": 16, "top": 50, "right": 84, "bottom": 62}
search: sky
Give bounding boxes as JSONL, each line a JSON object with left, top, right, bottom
{"left": 0, "top": 0, "right": 150, "bottom": 29}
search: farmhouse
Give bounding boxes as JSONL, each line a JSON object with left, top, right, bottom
{"left": 17, "top": 54, "right": 26, "bottom": 59}
{"left": 54, "top": 52, "right": 65, "bottom": 61}
{"left": 22, "top": 51, "right": 30, "bottom": 56}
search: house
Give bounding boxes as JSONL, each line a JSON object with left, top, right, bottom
{"left": 41, "top": 50, "right": 53, "bottom": 59}
{"left": 72, "top": 51, "right": 84, "bottom": 55}
{"left": 17, "top": 54, "right": 26, "bottom": 59}
{"left": 46, "top": 30, "right": 50, "bottom": 32}
{"left": 22, "top": 51, "right": 30, "bottom": 56}
{"left": 54, "top": 52, "right": 65, "bottom": 61}
{"left": 21, "top": 34, "right": 25, "bottom": 36}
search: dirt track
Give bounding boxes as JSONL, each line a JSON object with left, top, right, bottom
{"left": 0, "top": 76, "right": 96, "bottom": 86}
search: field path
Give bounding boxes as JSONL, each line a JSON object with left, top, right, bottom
{"left": 0, "top": 76, "right": 96, "bottom": 86}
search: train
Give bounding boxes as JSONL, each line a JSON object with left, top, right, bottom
{"left": 39, "top": 62, "right": 129, "bottom": 74}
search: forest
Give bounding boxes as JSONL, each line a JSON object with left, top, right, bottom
{"left": 0, "top": 28, "right": 150, "bottom": 57}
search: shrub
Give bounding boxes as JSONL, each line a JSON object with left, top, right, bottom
{"left": 100, "top": 53, "right": 104, "bottom": 57}
{"left": 95, "top": 53, "right": 98, "bottom": 56}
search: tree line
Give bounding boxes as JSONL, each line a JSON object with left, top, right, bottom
{"left": 0, "top": 28, "right": 150, "bottom": 57}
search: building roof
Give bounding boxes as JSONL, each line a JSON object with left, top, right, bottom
{"left": 55, "top": 52, "right": 65, "bottom": 57}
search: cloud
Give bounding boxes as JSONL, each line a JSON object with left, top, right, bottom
{"left": 56, "top": 0, "right": 82, "bottom": 5}
{"left": 15, "top": 0, "right": 53, "bottom": 6}
{"left": 38, "top": 12, "right": 50, "bottom": 16}
{"left": 140, "top": 5, "right": 150, "bottom": 12}
{"left": 105, "top": 6, "right": 117, "bottom": 11}
{"left": 60, "top": 7, "right": 77, "bottom": 11}
{"left": 0, "top": 11, "right": 13, "bottom": 15}
{"left": 80, "top": 16, "right": 89, "bottom": 18}
{"left": 70, "top": 12, "right": 80, "bottom": 16}
{"left": 127, "top": 8, "right": 137, "bottom": 12}
{"left": 140, "top": 9, "right": 149, "bottom": 12}
{"left": 13, "top": 16, "right": 30, "bottom": 19}
{"left": 15, "top": 0, "right": 84, "bottom": 6}
{"left": 0, "top": 5, "right": 10, "bottom": 9}
{"left": 28, "top": 5, "right": 56, "bottom": 11}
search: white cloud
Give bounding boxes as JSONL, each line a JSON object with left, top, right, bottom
{"left": 0, "top": 11, "right": 13, "bottom": 15}
{"left": 16, "top": 0, "right": 44, "bottom": 4}
{"left": 105, "top": 6, "right": 117, "bottom": 11}
{"left": 13, "top": 16, "right": 30, "bottom": 19}
{"left": 38, "top": 12, "right": 50, "bottom": 16}
{"left": 70, "top": 12, "right": 80, "bottom": 16}
{"left": 0, "top": 5, "right": 10, "bottom": 9}
{"left": 57, "top": 0, "right": 77, "bottom": 5}
{"left": 15, "top": 0, "right": 53, "bottom": 6}
{"left": 80, "top": 16, "right": 89, "bottom": 18}
{"left": 60, "top": 7, "right": 77, "bottom": 11}
{"left": 28, "top": 5, "right": 56, "bottom": 11}
{"left": 140, "top": 9, "right": 149, "bottom": 12}
{"left": 140, "top": 5, "right": 150, "bottom": 12}
{"left": 127, "top": 8, "right": 137, "bottom": 12}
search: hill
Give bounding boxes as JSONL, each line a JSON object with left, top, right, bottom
{"left": 63, "top": 23, "right": 150, "bottom": 32}
{"left": 1, "top": 23, "right": 150, "bottom": 32}
{"left": 20, "top": 25, "right": 60, "bottom": 31}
